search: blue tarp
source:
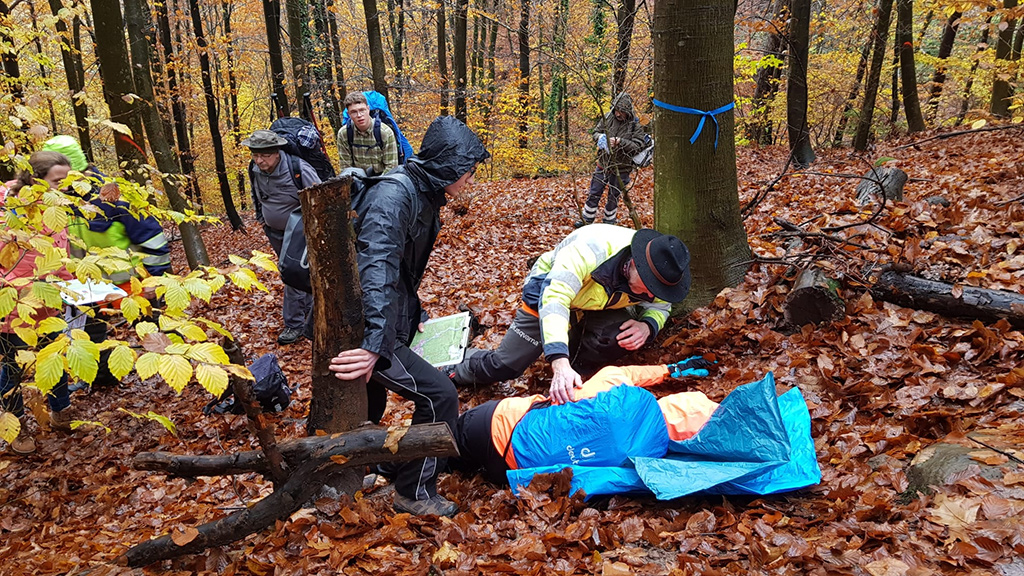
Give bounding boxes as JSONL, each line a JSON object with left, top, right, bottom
{"left": 506, "top": 372, "right": 821, "bottom": 500}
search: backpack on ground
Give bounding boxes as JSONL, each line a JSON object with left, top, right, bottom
{"left": 203, "top": 353, "right": 291, "bottom": 415}
{"left": 632, "top": 130, "right": 654, "bottom": 169}
{"left": 342, "top": 91, "right": 415, "bottom": 165}
{"left": 278, "top": 172, "right": 415, "bottom": 293}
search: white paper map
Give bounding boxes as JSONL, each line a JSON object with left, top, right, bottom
{"left": 58, "top": 279, "right": 128, "bottom": 306}
{"left": 409, "top": 311, "right": 472, "bottom": 367}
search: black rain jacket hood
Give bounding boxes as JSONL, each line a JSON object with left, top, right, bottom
{"left": 405, "top": 116, "right": 490, "bottom": 198}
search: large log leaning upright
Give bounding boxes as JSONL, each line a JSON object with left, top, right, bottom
{"left": 303, "top": 175, "right": 367, "bottom": 435}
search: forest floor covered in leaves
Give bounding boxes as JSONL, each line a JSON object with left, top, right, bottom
{"left": 2, "top": 126, "right": 1024, "bottom": 575}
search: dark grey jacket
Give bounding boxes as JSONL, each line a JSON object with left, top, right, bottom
{"left": 351, "top": 116, "right": 489, "bottom": 369}
{"left": 592, "top": 93, "right": 647, "bottom": 170}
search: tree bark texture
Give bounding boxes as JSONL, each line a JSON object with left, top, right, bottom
{"left": 0, "top": 2, "right": 22, "bottom": 103}
{"left": 925, "top": 11, "right": 961, "bottom": 122}
{"left": 328, "top": 0, "right": 347, "bottom": 105}
{"left": 47, "top": 0, "right": 93, "bottom": 161}
{"left": 123, "top": 0, "right": 210, "bottom": 268}
{"left": 612, "top": 0, "right": 636, "bottom": 98}
{"left": 784, "top": 267, "right": 845, "bottom": 326}
{"left": 833, "top": 31, "right": 873, "bottom": 147}
{"left": 312, "top": 0, "right": 343, "bottom": 135}
{"left": 749, "top": 0, "right": 787, "bottom": 146}
{"left": 786, "top": 0, "right": 816, "bottom": 166}
{"left": 262, "top": 0, "right": 290, "bottom": 115}
{"left": 518, "top": 0, "right": 530, "bottom": 147}
{"left": 872, "top": 271, "right": 1024, "bottom": 328}
{"left": 363, "top": 0, "right": 390, "bottom": 102}
{"left": 453, "top": 0, "right": 469, "bottom": 123}
{"left": 855, "top": 166, "right": 907, "bottom": 202}
{"left": 284, "top": 0, "right": 311, "bottom": 103}
{"left": 221, "top": 0, "right": 247, "bottom": 203}
{"left": 652, "top": 0, "right": 751, "bottom": 312}
{"left": 437, "top": 0, "right": 449, "bottom": 116}
{"left": 155, "top": 0, "right": 200, "bottom": 206}
{"left": 990, "top": 0, "right": 1018, "bottom": 117}
{"left": 853, "top": 0, "right": 894, "bottom": 151}
{"left": 188, "top": 0, "right": 244, "bottom": 232}
{"left": 89, "top": 0, "right": 149, "bottom": 182}
{"left": 122, "top": 423, "right": 458, "bottom": 567}
{"left": 896, "top": 0, "right": 926, "bottom": 132}
{"left": 302, "top": 176, "right": 367, "bottom": 437}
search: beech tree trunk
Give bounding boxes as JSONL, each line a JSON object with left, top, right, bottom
{"left": 47, "top": 0, "right": 93, "bottom": 160}
{"left": 612, "top": 0, "right": 636, "bottom": 97}
{"left": 0, "top": 2, "right": 22, "bottom": 103}
{"left": 925, "top": 11, "right": 961, "bottom": 122}
{"left": 853, "top": 0, "right": 894, "bottom": 151}
{"left": 189, "top": 0, "right": 244, "bottom": 231}
{"left": 262, "top": 0, "right": 290, "bottom": 115}
{"left": 453, "top": 0, "right": 469, "bottom": 123}
{"left": 312, "top": 0, "right": 343, "bottom": 135}
{"left": 155, "top": 0, "right": 201, "bottom": 206}
{"left": 787, "top": 0, "right": 816, "bottom": 166}
{"left": 518, "top": 0, "right": 530, "bottom": 147}
{"left": 437, "top": 1, "right": 449, "bottom": 116}
{"left": 749, "top": 0, "right": 787, "bottom": 146}
{"left": 328, "top": 0, "right": 347, "bottom": 104}
{"left": 284, "top": 0, "right": 311, "bottom": 102}
{"left": 833, "top": 32, "right": 873, "bottom": 147}
{"left": 89, "top": 0, "right": 149, "bottom": 183}
{"left": 221, "top": 0, "right": 247, "bottom": 203}
{"left": 896, "top": 0, "right": 926, "bottom": 132}
{"left": 872, "top": 271, "right": 1024, "bottom": 328}
{"left": 653, "top": 0, "right": 750, "bottom": 311}
{"left": 990, "top": 0, "right": 1018, "bottom": 117}
{"left": 364, "top": 0, "right": 390, "bottom": 102}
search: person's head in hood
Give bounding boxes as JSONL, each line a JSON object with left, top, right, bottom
{"left": 611, "top": 93, "right": 635, "bottom": 122}
{"left": 406, "top": 116, "right": 490, "bottom": 201}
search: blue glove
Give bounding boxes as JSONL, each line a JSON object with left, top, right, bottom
{"left": 597, "top": 134, "right": 609, "bottom": 152}
{"left": 668, "top": 356, "right": 714, "bottom": 378}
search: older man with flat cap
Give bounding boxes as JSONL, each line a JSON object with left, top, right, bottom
{"left": 450, "top": 224, "right": 691, "bottom": 404}
{"left": 241, "top": 129, "right": 321, "bottom": 345}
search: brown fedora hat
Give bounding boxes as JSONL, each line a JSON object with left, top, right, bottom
{"left": 631, "top": 229, "right": 691, "bottom": 302}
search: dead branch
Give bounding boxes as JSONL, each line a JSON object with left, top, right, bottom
{"left": 894, "top": 124, "right": 1024, "bottom": 150}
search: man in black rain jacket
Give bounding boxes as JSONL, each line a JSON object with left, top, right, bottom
{"left": 328, "top": 116, "right": 489, "bottom": 517}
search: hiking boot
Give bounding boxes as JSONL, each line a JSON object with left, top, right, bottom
{"left": 574, "top": 218, "right": 594, "bottom": 229}
{"left": 277, "top": 327, "right": 304, "bottom": 345}
{"left": 49, "top": 407, "right": 79, "bottom": 432}
{"left": 10, "top": 418, "right": 35, "bottom": 455}
{"left": 393, "top": 493, "right": 458, "bottom": 517}
{"left": 602, "top": 218, "right": 617, "bottom": 225}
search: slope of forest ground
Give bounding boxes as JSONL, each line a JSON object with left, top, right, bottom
{"left": 2, "top": 127, "right": 1024, "bottom": 575}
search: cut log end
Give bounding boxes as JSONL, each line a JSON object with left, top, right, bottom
{"left": 784, "top": 267, "right": 845, "bottom": 326}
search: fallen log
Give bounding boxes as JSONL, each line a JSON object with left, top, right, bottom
{"left": 121, "top": 422, "right": 458, "bottom": 567}
{"left": 784, "top": 267, "right": 846, "bottom": 326}
{"left": 871, "top": 270, "right": 1024, "bottom": 327}
{"left": 856, "top": 166, "right": 907, "bottom": 203}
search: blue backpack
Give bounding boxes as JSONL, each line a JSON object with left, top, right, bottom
{"left": 510, "top": 385, "right": 669, "bottom": 470}
{"left": 342, "top": 91, "right": 414, "bottom": 165}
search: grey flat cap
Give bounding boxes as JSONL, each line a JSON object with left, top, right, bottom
{"left": 241, "top": 129, "right": 288, "bottom": 150}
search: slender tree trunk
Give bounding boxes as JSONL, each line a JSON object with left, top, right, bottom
{"left": 284, "top": 0, "right": 311, "bottom": 105}
{"left": 1013, "top": 19, "right": 1024, "bottom": 62}
{"left": 363, "top": 0, "right": 390, "bottom": 102}
{"left": 897, "top": 0, "right": 926, "bottom": 131}
{"left": 852, "top": 0, "right": 894, "bottom": 151}
{"left": 958, "top": 12, "right": 993, "bottom": 124}
{"left": 749, "top": 0, "right": 786, "bottom": 146}
{"left": 71, "top": 13, "right": 91, "bottom": 162}
{"left": 889, "top": 31, "right": 900, "bottom": 126}
{"left": 612, "top": 0, "right": 636, "bottom": 97}
{"left": 312, "top": 0, "right": 342, "bottom": 135}
{"left": 518, "top": 0, "right": 530, "bottom": 147}
{"left": 990, "top": 0, "right": 1018, "bottom": 117}
{"left": 123, "top": 0, "right": 210, "bottom": 267}
{"left": 0, "top": 2, "right": 22, "bottom": 103}
{"left": 653, "top": 0, "right": 750, "bottom": 311}
{"left": 833, "top": 31, "right": 873, "bottom": 146}
{"left": 155, "top": 0, "right": 201, "bottom": 205}
{"left": 453, "top": 0, "right": 469, "bottom": 122}
{"left": 470, "top": 9, "right": 480, "bottom": 88}
{"left": 787, "top": 0, "right": 815, "bottom": 166}
{"left": 48, "top": 0, "right": 93, "bottom": 158}
{"left": 925, "top": 11, "right": 961, "bottom": 122}
{"left": 437, "top": 1, "right": 449, "bottom": 116}
{"left": 262, "top": 0, "right": 290, "bottom": 115}
{"left": 27, "top": 3, "right": 58, "bottom": 132}
{"left": 328, "top": 0, "right": 347, "bottom": 104}
{"left": 221, "top": 0, "right": 247, "bottom": 204}
{"left": 486, "top": 3, "right": 498, "bottom": 113}
{"left": 89, "top": 0, "right": 149, "bottom": 182}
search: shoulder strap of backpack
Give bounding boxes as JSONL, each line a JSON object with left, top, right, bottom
{"left": 283, "top": 151, "right": 303, "bottom": 190}
{"left": 372, "top": 117, "right": 383, "bottom": 150}
{"left": 345, "top": 122, "right": 355, "bottom": 153}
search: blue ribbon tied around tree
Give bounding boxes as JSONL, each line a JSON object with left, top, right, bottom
{"left": 652, "top": 99, "right": 735, "bottom": 150}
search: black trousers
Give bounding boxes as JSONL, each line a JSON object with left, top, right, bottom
{"left": 449, "top": 399, "right": 509, "bottom": 485}
{"left": 369, "top": 344, "right": 460, "bottom": 500}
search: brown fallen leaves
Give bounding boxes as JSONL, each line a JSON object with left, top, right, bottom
{"left": 2, "top": 127, "right": 1024, "bottom": 574}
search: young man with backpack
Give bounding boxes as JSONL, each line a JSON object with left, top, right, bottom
{"left": 241, "top": 129, "right": 321, "bottom": 345}
{"left": 338, "top": 91, "right": 400, "bottom": 176}
{"left": 328, "top": 116, "right": 490, "bottom": 517}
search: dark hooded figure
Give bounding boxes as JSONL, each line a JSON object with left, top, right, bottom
{"left": 577, "top": 93, "right": 647, "bottom": 227}
{"left": 328, "top": 116, "right": 489, "bottom": 517}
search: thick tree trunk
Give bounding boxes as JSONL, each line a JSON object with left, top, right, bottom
{"left": 123, "top": 0, "right": 210, "bottom": 268}
{"left": 833, "top": 32, "right": 873, "bottom": 147}
{"left": 872, "top": 271, "right": 1024, "bottom": 328}
{"left": 363, "top": 0, "right": 390, "bottom": 102}
{"left": 853, "top": 0, "right": 894, "bottom": 151}
{"left": 897, "top": 0, "right": 926, "bottom": 131}
{"left": 518, "top": 0, "right": 530, "bottom": 147}
{"left": 990, "top": 0, "right": 1018, "bottom": 117}
{"left": 155, "top": 0, "right": 201, "bottom": 206}
{"left": 453, "top": 0, "right": 469, "bottom": 123}
{"left": 749, "top": 0, "right": 787, "bottom": 146}
{"left": 262, "top": 0, "right": 290, "bottom": 115}
{"left": 302, "top": 176, "right": 367, "bottom": 496}
{"left": 925, "top": 11, "right": 961, "bottom": 122}
{"left": 612, "top": 0, "right": 636, "bottom": 98}
{"left": 784, "top": 267, "right": 845, "bottom": 326}
{"left": 188, "top": 0, "right": 244, "bottom": 232}
{"left": 89, "top": 0, "right": 149, "bottom": 183}
{"left": 47, "top": 0, "right": 93, "bottom": 159}
{"left": 284, "top": 0, "right": 311, "bottom": 102}
{"left": 653, "top": 0, "right": 750, "bottom": 312}
{"left": 122, "top": 423, "right": 458, "bottom": 568}
{"left": 786, "top": 0, "right": 816, "bottom": 166}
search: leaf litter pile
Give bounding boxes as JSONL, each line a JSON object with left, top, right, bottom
{"left": 2, "top": 128, "right": 1024, "bottom": 575}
